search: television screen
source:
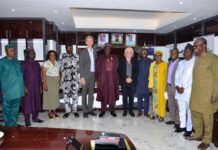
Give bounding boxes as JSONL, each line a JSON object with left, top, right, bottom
{"left": 98, "top": 33, "right": 109, "bottom": 46}
{"left": 111, "top": 33, "right": 123, "bottom": 45}
{"left": 126, "top": 34, "right": 136, "bottom": 47}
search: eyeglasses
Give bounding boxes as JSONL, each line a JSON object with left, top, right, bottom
{"left": 193, "top": 43, "right": 203, "bottom": 49}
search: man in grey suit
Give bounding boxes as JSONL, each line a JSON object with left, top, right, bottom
{"left": 166, "top": 48, "right": 181, "bottom": 131}
{"left": 79, "top": 35, "right": 97, "bottom": 118}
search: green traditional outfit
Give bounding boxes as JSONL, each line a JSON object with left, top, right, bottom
{"left": 0, "top": 56, "right": 24, "bottom": 126}
{"left": 190, "top": 53, "right": 218, "bottom": 144}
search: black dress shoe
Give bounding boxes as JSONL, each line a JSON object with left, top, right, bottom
{"left": 88, "top": 111, "right": 97, "bottom": 116}
{"left": 175, "top": 127, "right": 186, "bottom": 133}
{"left": 63, "top": 113, "right": 69, "bottom": 118}
{"left": 83, "top": 113, "right": 88, "bottom": 118}
{"left": 32, "top": 118, "right": 44, "bottom": 123}
{"left": 74, "top": 112, "right": 80, "bottom": 118}
{"left": 197, "top": 142, "right": 210, "bottom": 150}
{"left": 17, "top": 124, "right": 24, "bottom": 127}
{"left": 99, "top": 112, "right": 105, "bottom": 117}
{"left": 122, "top": 112, "right": 127, "bottom": 117}
{"left": 129, "top": 112, "right": 135, "bottom": 117}
{"left": 25, "top": 122, "right": 31, "bottom": 127}
{"left": 144, "top": 113, "right": 150, "bottom": 118}
{"left": 110, "top": 111, "right": 117, "bottom": 117}
{"left": 174, "top": 124, "right": 180, "bottom": 129}
{"left": 183, "top": 131, "right": 192, "bottom": 137}
{"left": 165, "top": 121, "right": 175, "bottom": 125}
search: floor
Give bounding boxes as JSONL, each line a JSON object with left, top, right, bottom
{"left": 17, "top": 111, "right": 217, "bottom": 150}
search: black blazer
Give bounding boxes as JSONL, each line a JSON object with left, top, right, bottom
{"left": 118, "top": 57, "right": 138, "bottom": 87}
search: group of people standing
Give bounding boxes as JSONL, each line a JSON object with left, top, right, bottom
{"left": 165, "top": 39, "right": 218, "bottom": 150}
{"left": 0, "top": 35, "right": 217, "bottom": 150}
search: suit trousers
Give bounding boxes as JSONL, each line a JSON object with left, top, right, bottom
{"left": 167, "top": 84, "right": 180, "bottom": 124}
{"left": 82, "top": 72, "right": 95, "bottom": 113}
{"left": 122, "top": 85, "right": 135, "bottom": 113}
{"left": 191, "top": 110, "right": 214, "bottom": 144}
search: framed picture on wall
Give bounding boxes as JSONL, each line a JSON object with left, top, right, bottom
{"left": 125, "top": 34, "right": 136, "bottom": 47}
{"left": 111, "top": 33, "right": 123, "bottom": 45}
{"left": 98, "top": 33, "right": 109, "bottom": 46}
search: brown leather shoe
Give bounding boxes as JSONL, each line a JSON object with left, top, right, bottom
{"left": 48, "top": 112, "right": 54, "bottom": 119}
{"left": 53, "top": 112, "right": 59, "bottom": 118}
{"left": 197, "top": 143, "right": 210, "bottom": 150}
{"left": 137, "top": 112, "right": 142, "bottom": 117}
{"left": 185, "top": 135, "right": 202, "bottom": 141}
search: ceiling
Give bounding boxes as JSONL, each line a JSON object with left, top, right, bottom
{"left": 0, "top": 0, "right": 218, "bottom": 33}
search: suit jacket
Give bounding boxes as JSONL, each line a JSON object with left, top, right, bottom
{"left": 167, "top": 58, "right": 180, "bottom": 88}
{"left": 79, "top": 48, "right": 97, "bottom": 80}
{"left": 118, "top": 57, "right": 138, "bottom": 87}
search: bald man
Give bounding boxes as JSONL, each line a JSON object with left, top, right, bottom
{"left": 186, "top": 38, "right": 218, "bottom": 150}
{"left": 166, "top": 48, "right": 181, "bottom": 131}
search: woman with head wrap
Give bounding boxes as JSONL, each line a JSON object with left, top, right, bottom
{"left": 148, "top": 50, "right": 168, "bottom": 122}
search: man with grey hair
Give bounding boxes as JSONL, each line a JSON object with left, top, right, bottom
{"left": 118, "top": 47, "right": 138, "bottom": 117}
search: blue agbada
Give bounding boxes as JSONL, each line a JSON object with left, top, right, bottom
{"left": 136, "top": 57, "right": 153, "bottom": 94}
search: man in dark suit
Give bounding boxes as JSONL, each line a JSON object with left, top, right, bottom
{"left": 118, "top": 47, "right": 138, "bottom": 117}
{"left": 79, "top": 35, "right": 97, "bottom": 118}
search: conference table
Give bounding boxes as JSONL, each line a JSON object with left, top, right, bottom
{"left": 0, "top": 126, "right": 136, "bottom": 150}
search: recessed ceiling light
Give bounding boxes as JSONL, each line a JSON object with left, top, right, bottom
{"left": 193, "top": 18, "right": 197, "bottom": 20}
{"left": 54, "top": 10, "right": 58, "bottom": 13}
{"left": 179, "top": 1, "right": 183, "bottom": 5}
{"left": 174, "top": 25, "right": 177, "bottom": 28}
{"left": 11, "top": 9, "right": 16, "bottom": 12}
{"left": 61, "top": 22, "right": 65, "bottom": 25}
{"left": 115, "top": 0, "right": 119, "bottom": 1}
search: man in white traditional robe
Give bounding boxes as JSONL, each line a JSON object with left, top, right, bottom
{"left": 175, "top": 44, "right": 195, "bottom": 137}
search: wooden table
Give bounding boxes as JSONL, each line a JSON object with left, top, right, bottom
{"left": 0, "top": 126, "right": 136, "bottom": 150}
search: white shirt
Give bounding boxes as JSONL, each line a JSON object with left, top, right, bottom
{"left": 175, "top": 57, "right": 195, "bottom": 102}
{"left": 43, "top": 60, "right": 60, "bottom": 77}
{"left": 87, "top": 48, "right": 95, "bottom": 72}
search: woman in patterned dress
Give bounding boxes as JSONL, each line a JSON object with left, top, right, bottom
{"left": 148, "top": 50, "right": 168, "bottom": 122}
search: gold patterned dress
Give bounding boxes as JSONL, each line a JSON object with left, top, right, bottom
{"left": 152, "top": 64, "right": 159, "bottom": 116}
